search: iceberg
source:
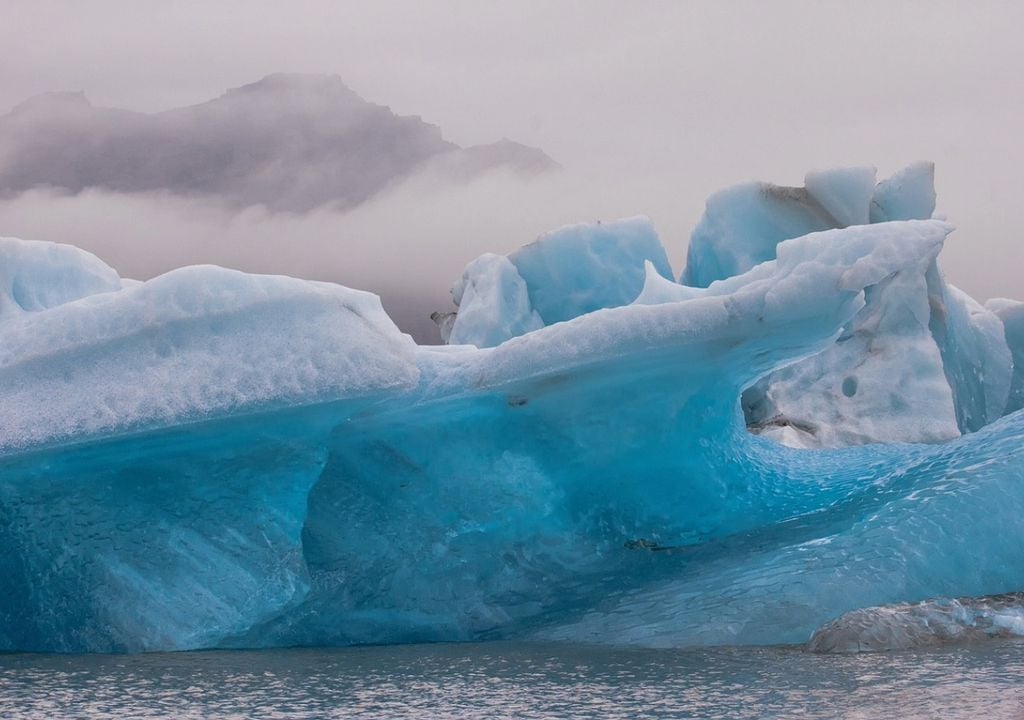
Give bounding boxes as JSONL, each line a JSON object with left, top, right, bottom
{"left": 672, "top": 163, "right": 1012, "bottom": 447}
{"left": 446, "top": 253, "right": 543, "bottom": 348}
{"left": 442, "top": 164, "right": 1013, "bottom": 448}
{"left": 0, "top": 247, "right": 418, "bottom": 454}
{"left": 506, "top": 215, "right": 673, "bottom": 324}
{"left": 441, "top": 216, "right": 673, "bottom": 347}
{"left": 0, "top": 236, "right": 122, "bottom": 317}
{"left": 739, "top": 222, "right": 960, "bottom": 448}
{"left": 807, "top": 592, "right": 1024, "bottom": 653}
{"left": 870, "top": 161, "right": 938, "bottom": 223}
{"left": 988, "top": 298, "right": 1024, "bottom": 414}
{"left": 682, "top": 163, "right": 936, "bottom": 289}
{"left": 2, "top": 164, "right": 1023, "bottom": 654}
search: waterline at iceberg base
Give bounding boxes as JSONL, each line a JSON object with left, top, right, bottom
{"left": 2, "top": 164, "right": 1023, "bottom": 654}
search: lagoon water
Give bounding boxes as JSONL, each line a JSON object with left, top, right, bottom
{"left": 2, "top": 640, "right": 1023, "bottom": 719}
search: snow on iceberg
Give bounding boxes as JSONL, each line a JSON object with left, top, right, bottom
{"left": 0, "top": 236, "right": 122, "bottom": 317}
{"left": 441, "top": 164, "right": 1011, "bottom": 448}
{"left": 667, "top": 163, "right": 1012, "bottom": 447}
{"left": 1, "top": 164, "right": 1023, "bottom": 654}
{"left": 0, "top": 247, "right": 418, "bottom": 454}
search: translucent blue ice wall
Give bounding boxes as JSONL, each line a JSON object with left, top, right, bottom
{"left": 0, "top": 217, "right": 1022, "bottom": 653}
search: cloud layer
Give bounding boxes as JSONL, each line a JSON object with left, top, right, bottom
{"left": 0, "top": 165, "right": 671, "bottom": 342}
{"left": 0, "top": 74, "right": 555, "bottom": 213}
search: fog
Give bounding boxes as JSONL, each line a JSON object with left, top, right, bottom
{"left": 0, "top": 74, "right": 555, "bottom": 213}
{"left": 0, "top": 167, "right": 677, "bottom": 341}
{"left": 1, "top": 1, "right": 1023, "bottom": 340}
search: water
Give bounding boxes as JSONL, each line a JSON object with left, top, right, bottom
{"left": 2, "top": 640, "right": 1024, "bottom": 719}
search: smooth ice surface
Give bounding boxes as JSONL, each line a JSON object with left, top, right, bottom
{"left": 929, "top": 279, "right": 1013, "bottom": 433}
{"left": 1, "top": 164, "right": 1023, "bottom": 654}
{"left": 804, "top": 166, "right": 876, "bottom": 227}
{"left": 0, "top": 237, "right": 122, "bottom": 317}
{"left": 682, "top": 163, "right": 936, "bottom": 288}
{"left": 508, "top": 216, "right": 673, "bottom": 325}
{"left": 680, "top": 182, "right": 836, "bottom": 288}
{"left": 446, "top": 253, "right": 543, "bottom": 348}
{"left": 988, "top": 298, "right": 1024, "bottom": 414}
{"left": 440, "top": 216, "right": 673, "bottom": 346}
{"left": 870, "top": 161, "right": 937, "bottom": 223}
{"left": 632, "top": 261, "right": 705, "bottom": 305}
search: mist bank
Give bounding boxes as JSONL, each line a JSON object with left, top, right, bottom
{"left": 0, "top": 74, "right": 556, "bottom": 214}
{"left": 0, "top": 165, "right": 690, "bottom": 343}
{"left": 1, "top": 157, "right": 1020, "bottom": 344}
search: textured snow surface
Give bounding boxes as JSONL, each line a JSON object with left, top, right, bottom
{"left": 2, "top": 163, "right": 1023, "bottom": 654}
{"left": 0, "top": 260, "right": 418, "bottom": 453}
{"left": 667, "top": 163, "right": 1009, "bottom": 448}
{"left": 741, "top": 224, "right": 960, "bottom": 448}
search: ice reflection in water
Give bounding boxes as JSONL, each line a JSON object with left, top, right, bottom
{"left": 2, "top": 640, "right": 1024, "bottom": 719}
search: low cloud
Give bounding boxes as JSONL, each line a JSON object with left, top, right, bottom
{"left": 0, "top": 74, "right": 556, "bottom": 214}
{"left": 0, "top": 163, "right": 699, "bottom": 342}
{"left": 1, "top": 152, "right": 1020, "bottom": 344}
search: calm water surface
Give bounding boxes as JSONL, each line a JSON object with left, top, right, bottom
{"left": 2, "top": 640, "right": 1023, "bottom": 719}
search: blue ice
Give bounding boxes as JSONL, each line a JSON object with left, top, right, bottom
{"left": 1, "top": 165, "right": 1023, "bottom": 654}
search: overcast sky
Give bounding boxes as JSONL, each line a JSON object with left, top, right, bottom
{"left": 1, "top": 0, "right": 1023, "bottom": 338}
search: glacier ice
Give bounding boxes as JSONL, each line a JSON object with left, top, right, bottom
{"left": 803, "top": 166, "right": 876, "bottom": 227}
{"left": 446, "top": 253, "right": 543, "bottom": 348}
{"left": 449, "top": 163, "right": 1005, "bottom": 447}
{"left": 869, "top": 161, "right": 937, "bottom": 223}
{"left": 682, "top": 163, "right": 935, "bottom": 289}
{"left": 667, "top": 163, "right": 1011, "bottom": 447}
{"left": 740, "top": 235, "right": 961, "bottom": 448}
{"left": 0, "top": 252, "right": 418, "bottom": 454}
{"left": 440, "top": 216, "right": 673, "bottom": 346}
{"left": 680, "top": 181, "right": 836, "bottom": 289}
{"left": 507, "top": 215, "right": 673, "bottom": 324}
{"left": 988, "top": 298, "right": 1024, "bottom": 414}
{"left": 807, "top": 592, "right": 1024, "bottom": 653}
{"left": 1, "top": 164, "right": 1023, "bottom": 654}
{"left": 928, "top": 278, "right": 1013, "bottom": 433}
{"left": 0, "top": 236, "right": 123, "bottom": 317}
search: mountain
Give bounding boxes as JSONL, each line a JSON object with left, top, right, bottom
{"left": 0, "top": 74, "right": 558, "bottom": 212}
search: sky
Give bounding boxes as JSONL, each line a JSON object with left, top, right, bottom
{"left": 1, "top": 0, "right": 1023, "bottom": 339}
